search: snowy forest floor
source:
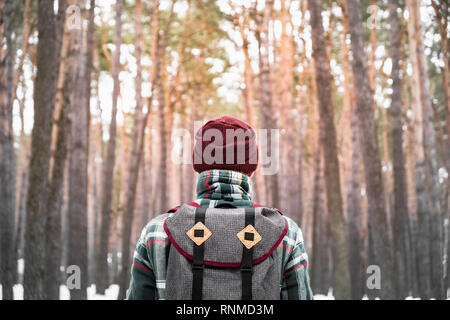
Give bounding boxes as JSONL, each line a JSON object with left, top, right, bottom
{"left": 0, "top": 284, "right": 120, "bottom": 300}
{"left": 2, "top": 285, "right": 448, "bottom": 300}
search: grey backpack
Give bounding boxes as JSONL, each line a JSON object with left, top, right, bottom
{"left": 163, "top": 204, "right": 287, "bottom": 300}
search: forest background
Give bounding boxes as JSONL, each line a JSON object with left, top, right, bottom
{"left": 0, "top": 0, "right": 449, "bottom": 300}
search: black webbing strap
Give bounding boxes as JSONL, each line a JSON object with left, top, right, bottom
{"left": 192, "top": 207, "right": 206, "bottom": 300}
{"left": 241, "top": 208, "right": 255, "bottom": 300}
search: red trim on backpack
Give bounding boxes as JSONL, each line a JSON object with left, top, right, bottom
{"left": 186, "top": 201, "right": 201, "bottom": 207}
{"left": 169, "top": 202, "right": 280, "bottom": 213}
{"left": 163, "top": 214, "right": 289, "bottom": 267}
{"left": 166, "top": 202, "right": 200, "bottom": 214}
{"left": 167, "top": 206, "right": 180, "bottom": 213}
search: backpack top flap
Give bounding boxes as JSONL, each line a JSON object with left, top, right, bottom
{"left": 163, "top": 204, "right": 288, "bottom": 267}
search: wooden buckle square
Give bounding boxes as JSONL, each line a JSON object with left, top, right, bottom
{"left": 186, "top": 221, "right": 212, "bottom": 246}
{"left": 237, "top": 224, "right": 261, "bottom": 249}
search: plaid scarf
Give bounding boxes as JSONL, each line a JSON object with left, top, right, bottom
{"left": 194, "top": 170, "right": 254, "bottom": 208}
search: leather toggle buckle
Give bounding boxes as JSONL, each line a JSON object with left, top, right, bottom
{"left": 237, "top": 224, "right": 261, "bottom": 249}
{"left": 187, "top": 221, "right": 212, "bottom": 246}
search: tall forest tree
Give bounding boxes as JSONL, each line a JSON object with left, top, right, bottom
{"left": 45, "top": 0, "right": 68, "bottom": 299}
{"left": 23, "top": 0, "right": 65, "bottom": 300}
{"left": 430, "top": 3, "right": 450, "bottom": 290}
{"left": 387, "top": 0, "right": 411, "bottom": 298}
{"left": 97, "top": 0, "right": 122, "bottom": 294}
{"left": 407, "top": 0, "right": 444, "bottom": 299}
{"left": 307, "top": 0, "right": 351, "bottom": 300}
{"left": 66, "top": 0, "right": 96, "bottom": 300}
{"left": 154, "top": 0, "right": 176, "bottom": 215}
{"left": 406, "top": 0, "right": 433, "bottom": 299}
{"left": 118, "top": 0, "right": 147, "bottom": 300}
{"left": 339, "top": 0, "right": 364, "bottom": 299}
{"left": 256, "top": 0, "right": 280, "bottom": 208}
{"left": 0, "top": 0, "right": 15, "bottom": 301}
{"left": 346, "top": 0, "right": 395, "bottom": 299}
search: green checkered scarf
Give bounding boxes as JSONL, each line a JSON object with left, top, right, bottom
{"left": 194, "top": 170, "right": 254, "bottom": 208}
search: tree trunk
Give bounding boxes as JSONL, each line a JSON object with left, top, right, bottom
{"left": 67, "top": 0, "right": 95, "bottom": 300}
{"left": 311, "top": 134, "right": 330, "bottom": 294}
{"left": 66, "top": 0, "right": 94, "bottom": 300}
{"left": 96, "top": 0, "right": 122, "bottom": 294}
{"left": 368, "top": 0, "right": 377, "bottom": 101}
{"left": 307, "top": 0, "right": 351, "bottom": 299}
{"left": 387, "top": 0, "right": 411, "bottom": 298}
{"left": 11, "top": 0, "right": 32, "bottom": 105}
{"left": 118, "top": 0, "right": 145, "bottom": 299}
{"left": 46, "top": 88, "right": 68, "bottom": 300}
{"left": 85, "top": 0, "right": 96, "bottom": 288}
{"left": 338, "top": 1, "right": 365, "bottom": 299}
{"left": 187, "top": 99, "right": 198, "bottom": 201}
{"left": 347, "top": 108, "right": 365, "bottom": 300}
{"left": 279, "top": 0, "right": 297, "bottom": 214}
{"left": 12, "top": 2, "right": 33, "bottom": 265}
{"left": 346, "top": 0, "right": 395, "bottom": 299}
{"left": 403, "top": 49, "right": 420, "bottom": 297}
{"left": 257, "top": 0, "right": 279, "bottom": 208}
{"left": 431, "top": 0, "right": 450, "bottom": 186}
{"left": 43, "top": 0, "right": 68, "bottom": 300}
{"left": 89, "top": 88, "right": 103, "bottom": 286}
{"left": 23, "top": 0, "right": 64, "bottom": 300}
{"left": 13, "top": 83, "right": 31, "bottom": 284}
{"left": 0, "top": 0, "right": 15, "bottom": 300}
{"left": 408, "top": 0, "right": 444, "bottom": 299}
{"left": 155, "top": 1, "right": 171, "bottom": 214}
{"left": 235, "top": 6, "right": 266, "bottom": 204}
{"left": 406, "top": 0, "right": 432, "bottom": 299}
{"left": 295, "top": 83, "right": 304, "bottom": 224}
{"left": 139, "top": 153, "right": 150, "bottom": 228}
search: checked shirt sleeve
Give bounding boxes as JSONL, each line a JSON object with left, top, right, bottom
{"left": 126, "top": 223, "right": 157, "bottom": 300}
{"left": 280, "top": 217, "right": 313, "bottom": 300}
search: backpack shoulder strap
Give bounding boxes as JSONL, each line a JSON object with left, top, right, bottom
{"left": 241, "top": 208, "right": 255, "bottom": 300}
{"left": 191, "top": 207, "right": 207, "bottom": 300}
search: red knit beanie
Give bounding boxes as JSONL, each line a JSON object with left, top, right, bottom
{"left": 192, "top": 115, "right": 258, "bottom": 176}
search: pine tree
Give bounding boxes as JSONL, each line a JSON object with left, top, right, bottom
{"left": 307, "top": 0, "right": 351, "bottom": 299}
{"left": 0, "top": 0, "right": 15, "bottom": 300}
{"left": 97, "top": 0, "right": 122, "bottom": 294}
{"left": 346, "top": 0, "right": 395, "bottom": 299}
{"left": 388, "top": 0, "right": 411, "bottom": 298}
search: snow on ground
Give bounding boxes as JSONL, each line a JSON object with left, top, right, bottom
{"left": 2, "top": 284, "right": 449, "bottom": 300}
{"left": 313, "top": 288, "right": 335, "bottom": 300}
{"left": 0, "top": 284, "right": 119, "bottom": 300}
{"left": 88, "top": 284, "right": 119, "bottom": 300}
{"left": 3, "top": 284, "right": 336, "bottom": 300}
